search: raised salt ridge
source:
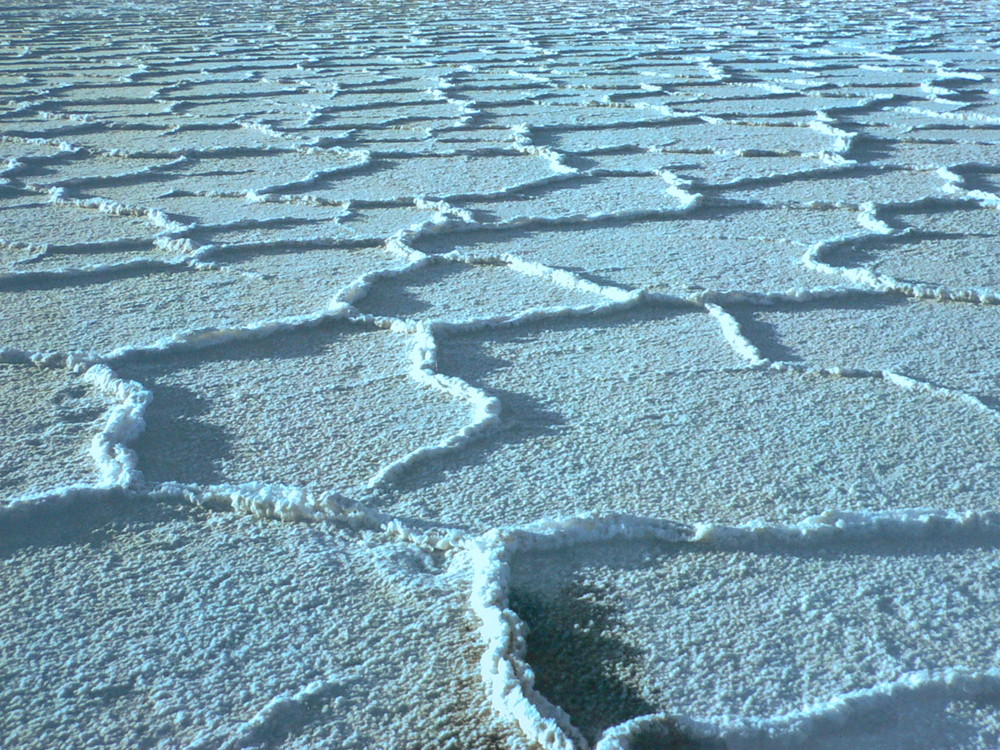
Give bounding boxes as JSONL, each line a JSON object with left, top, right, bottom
{"left": 3, "top": 0, "right": 1000, "bottom": 747}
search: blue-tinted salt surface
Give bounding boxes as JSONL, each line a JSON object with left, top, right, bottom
{"left": 3, "top": 0, "right": 1000, "bottom": 747}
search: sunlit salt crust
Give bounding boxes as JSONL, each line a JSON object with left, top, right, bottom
{"left": 711, "top": 166, "right": 951, "bottom": 205}
{"left": 4, "top": 0, "right": 1000, "bottom": 747}
{"left": 416, "top": 204, "right": 865, "bottom": 294}
{"left": 0, "top": 496, "right": 515, "bottom": 749}
{"left": 6, "top": 121, "right": 297, "bottom": 156}
{"left": 739, "top": 295, "right": 1000, "bottom": 405}
{"left": 114, "top": 320, "right": 474, "bottom": 494}
{"left": 472, "top": 510, "right": 1000, "bottom": 750}
{"left": 306, "top": 153, "right": 562, "bottom": 203}
{"left": 353, "top": 258, "right": 607, "bottom": 322}
{"left": 0, "top": 245, "right": 409, "bottom": 357}
{"left": 375, "top": 308, "right": 1000, "bottom": 528}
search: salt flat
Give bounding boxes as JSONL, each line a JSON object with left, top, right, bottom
{"left": 3, "top": 1, "right": 1000, "bottom": 748}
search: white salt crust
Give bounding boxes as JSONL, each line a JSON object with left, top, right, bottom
{"left": 3, "top": 1, "right": 1000, "bottom": 747}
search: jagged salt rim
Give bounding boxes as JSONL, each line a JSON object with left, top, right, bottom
{"left": 82, "top": 363, "right": 151, "bottom": 487}
{"left": 470, "top": 509, "right": 1000, "bottom": 750}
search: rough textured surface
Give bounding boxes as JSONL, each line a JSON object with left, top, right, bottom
{"left": 377, "top": 311, "right": 1000, "bottom": 527}
{"left": 0, "top": 364, "right": 110, "bottom": 502}
{"left": 0, "top": 497, "right": 512, "bottom": 749}
{"left": 3, "top": 0, "right": 1000, "bottom": 747}
{"left": 117, "top": 322, "right": 473, "bottom": 493}
{"left": 509, "top": 533, "right": 1000, "bottom": 749}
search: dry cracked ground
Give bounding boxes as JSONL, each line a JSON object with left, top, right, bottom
{"left": 3, "top": 0, "right": 1000, "bottom": 748}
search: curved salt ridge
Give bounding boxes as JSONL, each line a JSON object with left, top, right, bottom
{"left": 471, "top": 509, "right": 1000, "bottom": 750}
{"left": 364, "top": 322, "right": 503, "bottom": 490}
{"left": 51, "top": 192, "right": 189, "bottom": 234}
{"left": 706, "top": 288, "right": 1000, "bottom": 412}
{"left": 601, "top": 668, "right": 1000, "bottom": 750}
{"left": 356, "top": 284, "right": 647, "bottom": 492}
{"left": 464, "top": 200, "right": 708, "bottom": 234}
{"left": 766, "top": 361, "right": 1000, "bottom": 416}
{"left": 166, "top": 480, "right": 356, "bottom": 525}
{"left": 699, "top": 60, "right": 730, "bottom": 82}
{"left": 690, "top": 286, "right": 891, "bottom": 310}
{"left": 470, "top": 514, "right": 694, "bottom": 750}
{"left": 74, "top": 298, "right": 496, "bottom": 529}
{"left": 803, "top": 202, "right": 1000, "bottom": 304}
{"left": 9, "top": 7, "right": 1000, "bottom": 746}
{"left": 496, "top": 255, "right": 640, "bottom": 303}
{"left": 33, "top": 158, "right": 185, "bottom": 195}
{"left": 82, "top": 364, "right": 151, "bottom": 487}
{"left": 215, "top": 679, "right": 348, "bottom": 750}
{"left": 0, "top": 347, "right": 50, "bottom": 367}
{"left": 90, "top": 309, "right": 347, "bottom": 368}
{"left": 0, "top": 188, "right": 208, "bottom": 271}
{"left": 878, "top": 370, "right": 997, "bottom": 413}
{"left": 856, "top": 200, "right": 896, "bottom": 234}
{"left": 895, "top": 105, "right": 1000, "bottom": 126}
{"left": 938, "top": 165, "right": 1000, "bottom": 205}
{"left": 441, "top": 92, "right": 481, "bottom": 128}
{"left": 236, "top": 119, "right": 295, "bottom": 143}
{"left": 334, "top": 254, "right": 435, "bottom": 310}
{"left": 157, "top": 468, "right": 465, "bottom": 555}
{"left": 704, "top": 302, "right": 768, "bottom": 366}
{"left": 413, "top": 196, "right": 475, "bottom": 224}
{"left": 411, "top": 171, "right": 583, "bottom": 205}
{"left": 422, "top": 160, "right": 711, "bottom": 230}
{"left": 808, "top": 111, "right": 858, "bottom": 165}
{"left": 686, "top": 159, "right": 860, "bottom": 194}
{"left": 511, "top": 124, "right": 577, "bottom": 175}
{"left": 469, "top": 532, "right": 588, "bottom": 750}
{"left": 656, "top": 169, "right": 703, "bottom": 209}
{"left": 384, "top": 210, "right": 479, "bottom": 259}
{"left": 0, "top": 356, "right": 138, "bottom": 504}
{"left": 251, "top": 148, "right": 373, "bottom": 195}
{"left": 1, "top": 148, "right": 82, "bottom": 180}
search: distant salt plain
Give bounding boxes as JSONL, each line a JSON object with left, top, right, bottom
{"left": 3, "top": 0, "right": 1000, "bottom": 747}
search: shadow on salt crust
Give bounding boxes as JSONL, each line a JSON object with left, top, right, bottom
{"left": 0, "top": 494, "right": 514, "bottom": 749}
{"left": 117, "top": 321, "right": 472, "bottom": 492}
{"left": 477, "top": 513, "right": 1000, "bottom": 750}
{"left": 416, "top": 205, "right": 862, "bottom": 294}
{"left": 308, "top": 153, "right": 560, "bottom": 203}
{"left": 38, "top": 168, "right": 194, "bottom": 207}
{"left": 736, "top": 296, "right": 1000, "bottom": 407}
{"left": 453, "top": 174, "right": 689, "bottom": 224}
{"left": 377, "top": 308, "right": 1000, "bottom": 528}
{"left": 353, "top": 259, "right": 604, "bottom": 321}
{"left": 0, "top": 363, "right": 111, "bottom": 504}
{"left": 0, "top": 245, "right": 405, "bottom": 356}
{"left": 15, "top": 154, "right": 176, "bottom": 191}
